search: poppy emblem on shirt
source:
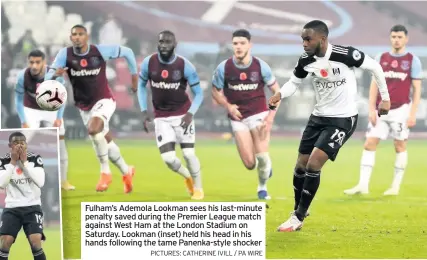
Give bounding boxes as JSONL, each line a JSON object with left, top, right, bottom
{"left": 16, "top": 168, "right": 23, "bottom": 175}
{"left": 161, "top": 70, "right": 169, "bottom": 79}
{"left": 240, "top": 72, "right": 247, "bottom": 80}
{"left": 391, "top": 60, "right": 398, "bottom": 68}
{"left": 80, "top": 59, "right": 88, "bottom": 67}
{"left": 320, "top": 69, "right": 328, "bottom": 78}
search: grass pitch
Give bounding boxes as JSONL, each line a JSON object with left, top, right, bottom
{"left": 62, "top": 138, "right": 427, "bottom": 259}
{"left": 10, "top": 227, "right": 61, "bottom": 260}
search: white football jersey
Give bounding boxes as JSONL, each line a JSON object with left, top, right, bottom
{"left": 0, "top": 152, "right": 44, "bottom": 208}
{"left": 293, "top": 43, "right": 365, "bottom": 117}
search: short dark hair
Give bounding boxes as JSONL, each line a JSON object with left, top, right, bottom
{"left": 390, "top": 24, "right": 408, "bottom": 35}
{"left": 28, "top": 49, "right": 45, "bottom": 60}
{"left": 232, "top": 29, "right": 251, "bottom": 41}
{"left": 71, "top": 24, "right": 87, "bottom": 32}
{"left": 159, "top": 30, "right": 175, "bottom": 38}
{"left": 9, "top": 132, "right": 26, "bottom": 143}
{"left": 303, "top": 20, "right": 329, "bottom": 37}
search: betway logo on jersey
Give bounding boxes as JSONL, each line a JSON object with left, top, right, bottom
{"left": 151, "top": 80, "right": 180, "bottom": 90}
{"left": 228, "top": 83, "right": 258, "bottom": 91}
{"left": 384, "top": 71, "right": 408, "bottom": 81}
{"left": 70, "top": 68, "right": 101, "bottom": 77}
{"left": 315, "top": 78, "right": 346, "bottom": 90}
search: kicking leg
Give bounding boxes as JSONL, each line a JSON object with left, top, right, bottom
{"left": 344, "top": 137, "right": 379, "bottom": 195}
{"left": 87, "top": 116, "right": 112, "bottom": 191}
{"left": 384, "top": 139, "right": 407, "bottom": 195}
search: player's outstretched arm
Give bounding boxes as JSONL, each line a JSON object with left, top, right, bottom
{"left": 18, "top": 155, "right": 45, "bottom": 188}
{"left": 0, "top": 163, "right": 14, "bottom": 189}
{"left": 97, "top": 44, "right": 138, "bottom": 92}
{"left": 46, "top": 48, "right": 68, "bottom": 80}
{"left": 15, "top": 70, "right": 27, "bottom": 126}
{"left": 184, "top": 58, "right": 203, "bottom": 115}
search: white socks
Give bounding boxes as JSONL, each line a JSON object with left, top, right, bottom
{"left": 59, "top": 139, "right": 68, "bottom": 182}
{"left": 359, "top": 150, "right": 376, "bottom": 189}
{"left": 391, "top": 151, "right": 408, "bottom": 190}
{"left": 182, "top": 148, "right": 203, "bottom": 189}
{"left": 90, "top": 133, "right": 111, "bottom": 174}
{"left": 107, "top": 141, "right": 129, "bottom": 175}
{"left": 358, "top": 149, "right": 408, "bottom": 191}
{"left": 255, "top": 152, "right": 272, "bottom": 191}
{"left": 161, "top": 151, "right": 191, "bottom": 179}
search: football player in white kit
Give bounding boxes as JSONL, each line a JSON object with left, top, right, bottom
{"left": 344, "top": 24, "right": 423, "bottom": 196}
{"left": 15, "top": 50, "right": 74, "bottom": 191}
{"left": 268, "top": 20, "right": 391, "bottom": 232}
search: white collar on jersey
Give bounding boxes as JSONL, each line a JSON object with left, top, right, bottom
{"left": 313, "top": 43, "right": 332, "bottom": 60}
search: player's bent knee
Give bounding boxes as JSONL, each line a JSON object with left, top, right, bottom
{"left": 182, "top": 147, "right": 196, "bottom": 159}
{"left": 393, "top": 140, "right": 406, "bottom": 153}
{"left": 160, "top": 151, "right": 181, "bottom": 171}
{"left": 296, "top": 154, "right": 309, "bottom": 169}
{"left": 87, "top": 117, "right": 104, "bottom": 135}
{"left": 242, "top": 158, "right": 256, "bottom": 170}
{"left": 364, "top": 138, "right": 379, "bottom": 151}
{"left": 89, "top": 132, "right": 104, "bottom": 142}
{"left": 28, "top": 234, "right": 42, "bottom": 250}
{"left": 0, "top": 235, "right": 14, "bottom": 250}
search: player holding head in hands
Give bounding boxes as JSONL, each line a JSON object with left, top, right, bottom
{"left": 46, "top": 24, "right": 138, "bottom": 193}
{"left": 344, "top": 25, "right": 423, "bottom": 196}
{"left": 137, "top": 30, "right": 204, "bottom": 200}
{"left": 0, "top": 132, "right": 47, "bottom": 260}
{"left": 14, "top": 50, "right": 74, "bottom": 191}
{"left": 268, "top": 20, "right": 390, "bottom": 232}
{"left": 211, "top": 29, "right": 281, "bottom": 200}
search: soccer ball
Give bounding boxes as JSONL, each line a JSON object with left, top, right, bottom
{"left": 36, "top": 80, "right": 67, "bottom": 111}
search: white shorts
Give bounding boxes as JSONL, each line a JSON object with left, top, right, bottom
{"left": 24, "top": 107, "right": 65, "bottom": 135}
{"left": 230, "top": 111, "right": 268, "bottom": 132}
{"left": 366, "top": 103, "right": 410, "bottom": 140}
{"left": 154, "top": 114, "right": 195, "bottom": 148}
{"left": 79, "top": 98, "right": 116, "bottom": 135}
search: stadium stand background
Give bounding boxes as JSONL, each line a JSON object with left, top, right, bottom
{"left": 2, "top": 1, "right": 427, "bottom": 140}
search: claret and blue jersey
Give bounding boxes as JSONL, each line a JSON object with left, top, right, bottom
{"left": 46, "top": 44, "right": 137, "bottom": 111}
{"left": 137, "top": 53, "right": 203, "bottom": 118}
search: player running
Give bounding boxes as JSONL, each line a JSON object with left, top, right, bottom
{"left": 15, "top": 50, "right": 74, "bottom": 191}
{"left": 137, "top": 30, "right": 204, "bottom": 200}
{"left": 0, "top": 132, "right": 47, "bottom": 260}
{"left": 344, "top": 25, "right": 423, "bottom": 196}
{"left": 46, "top": 24, "right": 137, "bottom": 193}
{"left": 268, "top": 20, "right": 391, "bottom": 232}
{"left": 211, "top": 29, "right": 280, "bottom": 200}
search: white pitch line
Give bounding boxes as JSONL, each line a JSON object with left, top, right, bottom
{"left": 201, "top": 0, "right": 239, "bottom": 24}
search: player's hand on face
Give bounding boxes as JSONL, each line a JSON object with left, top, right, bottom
{"left": 378, "top": 100, "right": 390, "bottom": 117}
{"left": 18, "top": 145, "right": 27, "bottom": 162}
{"left": 54, "top": 67, "right": 68, "bottom": 77}
{"left": 180, "top": 113, "right": 193, "bottom": 129}
{"left": 268, "top": 92, "right": 281, "bottom": 108}
{"left": 10, "top": 145, "right": 20, "bottom": 165}
{"left": 368, "top": 110, "right": 377, "bottom": 126}
{"left": 53, "top": 119, "right": 62, "bottom": 127}
{"left": 406, "top": 115, "right": 416, "bottom": 128}
{"left": 227, "top": 104, "right": 242, "bottom": 121}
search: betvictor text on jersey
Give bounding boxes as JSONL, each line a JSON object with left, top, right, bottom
{"left": 315, "top": 78, "right": 346, "bottom": 90}
{"left": 70, "top": 68, "right": 101, "bottom": 76}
